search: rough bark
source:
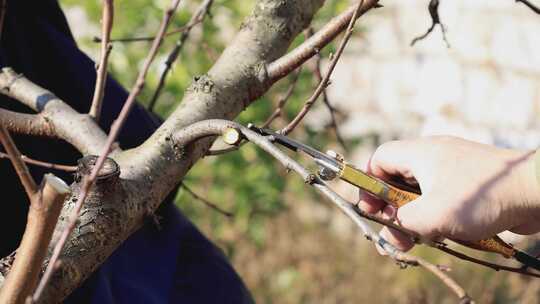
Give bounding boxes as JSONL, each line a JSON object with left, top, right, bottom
{"left": 0, "top": 0, "right": 326, "bottom": 302}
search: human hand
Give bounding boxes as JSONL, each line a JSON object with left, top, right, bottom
{"left": 359, "top": 136, "right": 540, "bottom": 252}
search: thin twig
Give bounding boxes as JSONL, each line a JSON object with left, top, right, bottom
{"left": 437, "top": 244, "right": 540, "bottom": 278}
{"left": 181, "top": 183, "right": 233, "bottom": 217}
{"left": 267, "top": 0, "right": 380, "bottom": 81}
{"left": 0, "top": 175, "right": 70, "bottom": 304}
{"left": 93, "top": 23, "right": 197, "bottom": 43}
{"left": 0, "top": 0, "right": 6, "bottom": 40}
{"left": 280, "top": 0, "right": 364, "bottom": 135}
{"left": 148, "top": 0, "right": 214, "bottom": 112}
{"left": 0, "top": 152, "right": 77, "bottom": 172}
{"left": 0, "top": 123, "right": 37, "bottom": 199}
{"left": 516, "top": 0, "right": 540, "bottom": 14}
{"left": 307, "top": 27, "right": 347, "bottom": 150}
{"left": 32, "top": 0, "right": 183, "bottom": 300}
{"left": 410, "top": 0, "right": 450, "bottom": 48}
{"left": 89, "top": 0, "right": 114, "bottom": 121}
{"left": 261, "top": 67, "right": 302, "bottom": 128}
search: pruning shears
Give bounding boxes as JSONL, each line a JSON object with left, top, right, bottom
{"left": 247, "top": 124, "right": 540, "bottom": 271}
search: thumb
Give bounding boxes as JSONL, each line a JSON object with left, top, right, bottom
{"left": 396, "top": 195, "right": 440, "bottom": 239}
{"left": 368, "top": 139, "right": 421, "bottom": 183}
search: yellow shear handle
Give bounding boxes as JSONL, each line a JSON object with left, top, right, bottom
{"left": 339, "top": 164, "right": 516, "bottom": 258}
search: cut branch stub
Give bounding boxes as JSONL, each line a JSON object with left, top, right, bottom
{"left": 75, "top": 155, "right": 120, "bottom": 184}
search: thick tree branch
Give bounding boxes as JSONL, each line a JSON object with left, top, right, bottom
{"left": 267, "top": 0, "right": 381, "bottom": 81}
{"left": 0, "top": 109, "right": 56, "bottom": 139}
{"left": 0, "top": 68, "right": 108, "bottom": 155}
{"left": 33, "top": 0, "right": 182, "bottom": 301}
{"left": 89, "top": 0, "right": 114, "bottom": 121}
{"left": 0, "top": 175, "right": 69, "bottom": 304}
{"left": 0, "top": 123, "right": 37, "bottom": 199}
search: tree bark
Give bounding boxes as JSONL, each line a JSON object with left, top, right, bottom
{"left": 0, "top": 0, "right": 325, "bottom": 302}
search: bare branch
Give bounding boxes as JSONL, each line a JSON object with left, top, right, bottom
{"left": 267, "top": 0, "right": 381, "bottom": 81}
{"left": 280, "top": 0, "right": 365, "bottom": 135}
{"left": 0, "top": 175, "right": 69, "bottom": 304}
{"left": 410, "top": 0, "right": 450, "bottom": 47}
{"left": 0, "top": 108, "right": 56, "bottom": 138}
{"left": 261, "top": 67, "right": 302, "bottom": 128}
{"left": 0, "top": 68, "right": 108, "bottom": 155}
{"left": 93, "top": 24, "right": 199, "bottom": 43}
{"left": 32, "top": 0, "right": 183, "bottom": 300}
{"left": 181, "top": 183, "right": 233, "bottom": 217}
{"left": 89, "top": 0, "right": 114, "bottom": 121}
{"left": 148, "top": 0, "right": 214, "bottom": 112}
{"left": 0, "top": 123, "right": 37, "bottom": 199}
{"left": 0, "top": 0, "right": 6, "bottom": 40}
{"left": 306, "top": 27, "right": 347, "bottom": 150}
{"left": 0, "top": 152, "right": 77, "bottom": 172}
{"left": 516, "top": 0, "right": 540, "bottom": 14}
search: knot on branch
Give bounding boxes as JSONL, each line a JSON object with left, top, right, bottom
{"left": 190, "top": 75, "right": 215, "bottom": 94}
{"left": 75, "top": 155, "right": 120, "bottom": 183}
{"left": 72, "top": 156, "right": 121, "bottom": 206}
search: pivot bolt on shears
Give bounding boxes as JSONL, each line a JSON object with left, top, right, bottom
{"left": 241, "top": 124, "right": 540, "bottom": 271}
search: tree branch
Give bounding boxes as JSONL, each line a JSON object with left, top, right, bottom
{"left": 181, "top": 183, "right": 233, "bottom": 217}
{"left": 0, "top": 123, "right": 37, "bottom": 199}
{"left": 0, "top": 108, "right": 56, "bottom": 138}
{"left": 148, "top": 0, "right": 214, "bottom": 112}
{"left": 0, "top": 68, "right": 108, "bottom": 155}
{"left": 0, "top": 1, "right": 329, "bottom": 301}
{"left": 410, "top": 0, "right": 450, "bottom": 47}
{"left": 267, "top": 0, "right": 381, "bottom": 81}
{"left": 516, "top": 0, "right": 540, "bottom": 14}
{"left": 33, "top": 0, "right": 183, "bottom": 301}
{"left": 0, "top": 152, "right": 77, "bottom": 172}
{"left": 89, "top": 0, "right": 114, "bottom": 121}
{"left": 280, "top": 0, "right": 364, "bottom": 135}
{"left": 0, "top": 175, "right": 69, "bottom": 304}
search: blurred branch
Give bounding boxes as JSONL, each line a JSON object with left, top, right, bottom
{"left": 0, "top": 175, "right": 69, "bottom": 304}
{"left": 149, "top": 0, "right": 214, "bottom": 112}
{"left": 33, "top": 0, "right": 183, "bottom": 301}
{"left": 410, "top": 0, "right": 450, "bottom": 47}
{"left": 306, "top": 27, "right": 347, "bottom": 151}
{"left": 93, "top": 24, "right": 200, "bottom": 43}
{"left": 171, "top": 119, "right": 471, "bottom": 302}
{"left": 267, "top": 0, "right": 380, "bottom": 81}
{"left": 516, "top": 0, "right": 540, "bottom": 14}
{"left": 0, "top": 123, "right": 37, "bottom": 199}
{"left": 181, "top": 183, "right": 233, "bottom": 217}
{"left": 261, "top": 67, "right": 302, "bottom": 128}
{"left": 89, "top": 0, "right": 114, "bottom": 121}
{"left": 280, "top": 0, "right": 365, "bottom": 135}
{"left": 0, "top": 151, "right": 77, "bottom": 172}
{"left": 0, "top": 0, "right": 6, "bottom": 40}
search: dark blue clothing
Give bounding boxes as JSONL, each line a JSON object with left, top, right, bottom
{"left": 0, "top": 1, "right": 252, "bottom": 302}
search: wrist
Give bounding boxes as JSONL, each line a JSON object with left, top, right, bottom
{"left": 512, "top": 149, "right": 540, "bottom": 216}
